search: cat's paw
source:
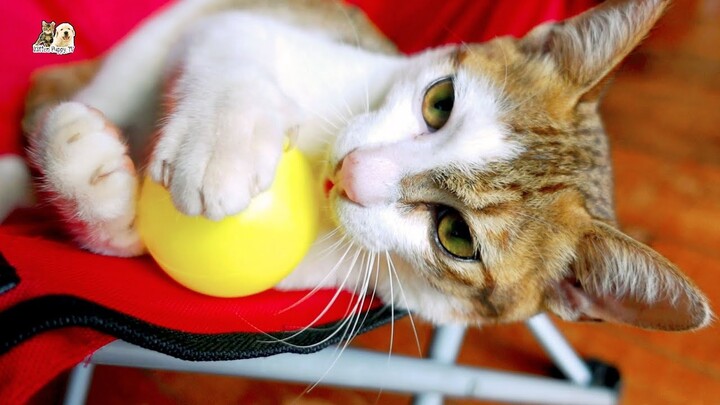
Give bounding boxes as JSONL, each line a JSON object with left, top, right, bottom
{"left": 31, "top": 101, "right": 143, "bottom": 256}
{"left": 149, "top": 89, "right": 288, "bottom": 220}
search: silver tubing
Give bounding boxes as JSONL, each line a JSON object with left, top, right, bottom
{"left": 62, "top": 363, "right": 96, "bottom": 405}
{"left": 427, "top": 324, "right": 467, "bottom": 362}
{"left": 413, "top": 324, "right": 468, "bottom": 405}
{"left": 526, "top": 313, "right": 593, "bottom": 386}
{"left": 91, "top": 341, "right": 615, "bottom": 405}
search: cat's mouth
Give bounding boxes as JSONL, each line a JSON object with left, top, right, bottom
{"left": 324, "top": 177, "right": 353, "bottom": 204}
{"left": 323, "top": 178, "right": 335, "bottom": 197}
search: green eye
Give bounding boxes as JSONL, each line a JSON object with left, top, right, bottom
{"left": 436, "top": 207, "right": 477, "bottom": 260}
{"left": 422, "top": 77, "right": 455, "bottom": 131}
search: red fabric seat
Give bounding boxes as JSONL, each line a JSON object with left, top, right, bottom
{"left": 0, "top": 1, "right": 596, "bottom": 403}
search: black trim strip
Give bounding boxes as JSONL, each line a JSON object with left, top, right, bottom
{"left": 0, "top": 294, "right": 404, "bottom": 361}
{"left": 0, "top": 253, "right": 20, "bottom": 295}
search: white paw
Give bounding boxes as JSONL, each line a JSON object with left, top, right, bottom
{"left": 149, "top": 81, "right": 288, "bottom": 220}
{"left": 32, "top": 101, "right": 143, "bottom": 256}
{"left": 0, "top": 155, "right": 33, "bottom": 223}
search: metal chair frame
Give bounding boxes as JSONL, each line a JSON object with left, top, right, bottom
{"left": 62, "top": 313, "right": 617, "bottom": 404}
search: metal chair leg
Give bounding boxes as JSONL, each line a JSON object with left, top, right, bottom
{"left": 62, "top": 315, "right": 617, "bottom": 405}
{"left": 90, "top": 340, "right": 616, "bottom": 404}
{"left": 526, "top": 313, "right": 592, "bottom": 385}
{"left": 412, "top": 324, "right": 467, "bottom": 405}
{"left": 63, "top": 363, "right": 95, "bottom": 405}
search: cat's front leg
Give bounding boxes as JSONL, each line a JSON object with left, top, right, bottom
{"left": 148, "top": 68, "right": 293, "bottom": 220}
{"left": 30, "top": 102, "right": 143, "bottom": 257}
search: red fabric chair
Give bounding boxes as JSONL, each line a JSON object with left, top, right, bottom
{"left": 0, "top": 1, "right": 597, "bottom": 403}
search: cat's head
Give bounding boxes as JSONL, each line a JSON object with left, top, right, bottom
{"left": 326, "top": 0, "right": 712, "bottom": 331}
{"left": 42, "top": 21, "right": 55, "bottom": 34}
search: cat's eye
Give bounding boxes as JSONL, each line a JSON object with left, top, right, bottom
{"left": 435, "top": 207, "right": 477, "bottom": 260}
{"left": 422, "top": 77, "right": 455, "bottom": 131}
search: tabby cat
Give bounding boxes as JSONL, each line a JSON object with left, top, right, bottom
{"left": 15, "top": 0, "right": 711, "bottom": 331}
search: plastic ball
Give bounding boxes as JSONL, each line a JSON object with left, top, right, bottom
{"left": 137, "top": 148, "right": 318, "bottom": 297}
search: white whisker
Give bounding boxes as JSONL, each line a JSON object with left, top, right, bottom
{"left": 384, "top": 251, "right": 396, "bottom": 362}
{"left": 307, "top": 250, "right": 375, "bottom": 393}
{"left": 279, "top": 238, "right": 354, "bottom": 313}
{"left": 386, "top": 253, "right": 422, "bottom": 355}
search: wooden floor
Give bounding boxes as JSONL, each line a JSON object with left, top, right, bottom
{"left": 39, "top": 1, "right": 720, "bottom": 404}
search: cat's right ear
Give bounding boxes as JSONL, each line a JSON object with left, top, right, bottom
{"left": 546, "top": 220, "right": 712, "bottom": 331}
{"left": 519, "top": 0, "right": 670, "bottom": 100}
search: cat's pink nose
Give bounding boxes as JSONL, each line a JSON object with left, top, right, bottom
{"left": 335, "top": 148, "right": 400, "bottom": 206}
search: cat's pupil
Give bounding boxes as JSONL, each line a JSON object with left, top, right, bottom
{"left": 449, "top": 221, "right": 470, "bottom": 239}
{"left": 434, "top": 98, "right": 453, "bottom": 112}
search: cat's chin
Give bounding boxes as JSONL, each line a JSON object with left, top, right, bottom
{"left": 329, "top": 195, "right": 392, "bottom": 252}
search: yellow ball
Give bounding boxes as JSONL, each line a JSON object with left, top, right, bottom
{"left": 137, "top": 148, "right": 318, "bottom": 297}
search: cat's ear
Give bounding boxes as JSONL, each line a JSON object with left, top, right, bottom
{"left": 520, "top": 0, "right": 669, "bottom": 99}
{"left": 546, "top": 221, "right": 712, "bottom": 331}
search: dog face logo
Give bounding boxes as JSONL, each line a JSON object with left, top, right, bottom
{"left": 52, "top": 23, "right": 75, "bottom": 48}
{"left": 33, "top": 21, "right": 75, "bottom": 55}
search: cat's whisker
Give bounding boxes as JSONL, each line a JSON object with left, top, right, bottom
{"left": 313, "top": 225, "right": 340, "bottom": 241}
{"left": 332, "top": 1, "right": 372, "bottom": 116}
{"left": 507, "top": 208, "right": 559, "bottom": 231}
{"left": 301, "top": 255, "right": 368, "bottom": 394}
{"left": 262, "top": 245, "right": 362, "bottom": 347}
{"left": 503, "top": 89, "right": 541, "bottom": 115}
{"left": 302, "top": 105, "right": 341, "bottom": 131}
{"left": 336, "top": 90, "right": 357, "bottom": 122}
{"left": 324, "top": 250, "right": 369, "bottom": 355}
{"left": 279, "top": 238, "right": 355, "bottom": 313}
{"left": 313, "top": 238, "right": 348, "bottom": 261}
{"left": 343, "top": 104, "right": 355, "bottom": 123}
{"left": 321, "top": 102, "right": 352, "bottom": 129}
{"left": 276, "top": 240, "right": 352, "bottom": 314}
{"left": 346, "top": 251, "right": 376, "bottom": 339}
{"left": 499, "top": 42, "right": 510, "bottom": 98}
{"left": 386, "top": 252, "right": 422, "bottom": 355}
{"left": 349, "top": 251, "right": 381, "bottom": 344}
{"left": 298, "top": 244, "right": 362, "bottom": 321}
{"left": 384, "top": 251, "right": 396, "bottom": 361}
{"left": 306, "top": 250, "right": 377, "bottom": 394}
{"left": 335, "top": 253, "right": 368, "bottom": 347}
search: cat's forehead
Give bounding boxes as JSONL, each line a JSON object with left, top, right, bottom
{"left": 429, "top": 42, "right": 609, "bottom": 214}
{"left": 457, "top": 40, "right": 578, "bottom": 124}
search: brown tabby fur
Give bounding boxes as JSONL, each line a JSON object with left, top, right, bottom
{"left": 398, "top": 0, "right": 710, "bottom": 330}
{"left": 22, "top": 0, "right": 711, "bottom": 330}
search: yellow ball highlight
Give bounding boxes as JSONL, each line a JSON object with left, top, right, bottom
{"left": 137, "top": 148, "right": 319, "bottom": 297}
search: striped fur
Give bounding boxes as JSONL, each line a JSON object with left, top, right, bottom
{"left": 20, "top": 0, "right": 711, "bottom": 330}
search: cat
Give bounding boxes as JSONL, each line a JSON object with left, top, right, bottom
{"left": 34, "top": 20, "right": 55, "bottom": 47}
{"left": 16, "top": 0, "right": 711, "bottom": 331}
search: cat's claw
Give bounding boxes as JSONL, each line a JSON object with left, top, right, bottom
{"left": 150, "top": 101, "right": 286, "bottom": 221}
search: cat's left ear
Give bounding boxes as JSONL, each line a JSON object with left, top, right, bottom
{"left": 546, "top": 221, "right": 712, "bottom": 331}
{"left": 520, "top": 0, "right": 670, "bottom": 100}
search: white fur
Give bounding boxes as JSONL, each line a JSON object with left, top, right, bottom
{"left": 147, "top": 12, "right": 403, "bottom": 219}
{"left": 30, "top": 102, "right": 142, "bottom": 256}
{"left": 31, "top": 0, "right": 702, "bottom": 329}
{"left": 0, "top": 155, "right": 33, "bottom": 222}
{"left": 36, "top": 0, "right": 519, "bottom": 324}
{"left": 330, "top": 49, "right": 521, "bottom": 206}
